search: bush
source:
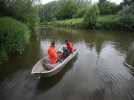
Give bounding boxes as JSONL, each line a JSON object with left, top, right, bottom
{"left": 98, "top": 1, "right": 119, "bottom": 15}
{"left": 119, "top": 5, "right": 134, "bottom": 31}
{"left": 96, "top": 15, "right": 120, "bottom": 30}
{"left": 74, "top": 7, "right": 87, "bottom": 18}
{"left": 48, "top": 14, "right": 134, "bottom": 31}
{"left": 56, "top": 0, "right": 78, "bottom": 20}
{"left": 0, "top": 17, "right": 30, "bottom": 62}
{"left": 119, "top": 14, "right": 134, "bottom": 31}
{"left": 82, "top": 5, "right": 100, "bottom": 29}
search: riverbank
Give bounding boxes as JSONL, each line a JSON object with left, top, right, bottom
{"left": 0, "top": 17, "right": 31, "bottom": 63}
{"left": 48, "top": 15, "right": 134, "bottom": 31}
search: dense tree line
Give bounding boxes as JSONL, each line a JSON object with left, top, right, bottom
{"left": 98, "top": 0, "right": 120, "bottom": 15}
{"left": 39, "top": 0, "right": 119, "bottom": 21}
{"left": 39, "top": 0, "right": 134, "bottom": 31}
{"left": 39, "top": 0, "right": 91, "bottom": 21}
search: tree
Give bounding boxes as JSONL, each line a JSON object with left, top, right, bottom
{"left": 98, "top": 0, "right": 119, "bottom": 15}
{"left": 75, "top": 7, "right": 88, "bottom": 18}
{"left": 39, "top": 1, "right": 58, "bottom": 22}
{"left": 123, "top": 0, "right": 132, "bottom": 6}
{"left": 0, "top": 0, "right": 40, "bottom": 28}
{"left": 99, "top": 0, "right": 107, "bottom": 6}
{"left": 56, "top": 0, "right": 78, "bottom": 20}
{"left": 83, "top": 5, "right": 100, "bottom": 28}
{"left": 74, "top": 0, "right": 91, "bottom": 7}
{"left": 74, "top": 0, "right": 91, "bottom": 18}
{"left": 39, "top": 0, "right": 92, "bottom": 21}
{"left": 119, "top": 1, "right": 134, "bottom": 30}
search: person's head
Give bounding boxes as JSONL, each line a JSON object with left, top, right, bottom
{"left": 51, "top": 41, "right": 55, "bottom": 47}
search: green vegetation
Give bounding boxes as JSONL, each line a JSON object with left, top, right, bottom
{"left": 39, "top": 1, "right": 58, "bottom": 22}
{"left": 55, "top": 0, "right": 77, "bottom": 20}
{"left": 48, "top": 18, "right": 83, "bottom": 27}
{"left": 39, "top": 0, "right": 91, "bottom": 22}
{"left": 119, "top": 1, "right": 134, "bottom": 31}
{"left": 40, "top": 0, "right": 134, "bottom": 31}
{"left": 98, "top": 0, "right": 120, "bottom": 15}
{"left": 0, "top": 17, "right": 30, "bottom": 62}
{"left": 96, "top": 15, "right": 120, "bottom": 30}
{"left": 0, "top": 0, "right": 39, "bottom": 29}
{"left": 48, "top": 15, "right": 119, "bottom": 30}
{"left": 0, "top": 0, "right": 134, "bottom": 63}
{"left": 82, "top": 5, "right": 100, "bottom": 29}
{"left": 0, "top": 0, "right": 40, "bottom": 63}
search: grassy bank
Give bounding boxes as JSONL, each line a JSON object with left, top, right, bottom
{"left": 48, "top": 18, "right": 83, "bottom": 28}
{"left": 0, "top": 17, "right": 30, "bottom": 63}
{"left": 96, "top": 15, "right": 120, "bottom": 30}
{"left": 48, "top": 15, "right": 133, "bottom": 31}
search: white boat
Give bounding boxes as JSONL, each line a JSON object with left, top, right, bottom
{"left": 31, "top": 48, "right": 78, "bottom": 77}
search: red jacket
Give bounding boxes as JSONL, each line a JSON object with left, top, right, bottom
{"left": 48, "top": 46, "right": 58, "bottom": 64}
{"left": 66, "top": 41, "right": 74, "bottom": 53}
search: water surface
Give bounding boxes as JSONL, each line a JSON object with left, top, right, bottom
{"left": 0, "top": 27, "right": 134, "bottom": 100}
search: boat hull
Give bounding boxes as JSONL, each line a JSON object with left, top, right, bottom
{"left": 31, "top": 49, "right": 78, "bottom": 77}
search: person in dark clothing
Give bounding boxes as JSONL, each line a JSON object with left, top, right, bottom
{"left": 62, "top": 47, "right": 70, "bottom": 59}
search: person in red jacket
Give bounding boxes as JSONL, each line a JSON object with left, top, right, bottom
{"left": 65, "top": 40, "right": 76, "bottom": 53}
{"left": 48, "top": 41, "right": 58, "bottom": 64}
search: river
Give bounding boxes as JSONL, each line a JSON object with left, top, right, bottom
{"left": 0, "top": 27, "right": 134, "bottom": 100}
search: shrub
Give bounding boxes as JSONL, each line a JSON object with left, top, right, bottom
{"left": 96, "top": 15, "right": 120, "bottom": 30}
{"left": 98, "top": 1, "right": 119, "bottom": 15}
{"left": 55, "top": 0, "right": 78, "bottom": 20}
{"left": 74, "top": 7, "right": 87, "bottom": 18}
{"left": 0, "top": 17, "right": 30, "bottom": 62}
{"left": 119, "top": 5, "right": 134, "bottom": 31}
{"left": 82, "top": 5, "right": 100, "bottom": 29}
{"left": 119, "top": 14, "right": 134, "bottom": 31}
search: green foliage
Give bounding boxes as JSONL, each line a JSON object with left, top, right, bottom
{"left": 122, "top": 0, "right": 134, "bottom": 6}
{"left": 40, "top": 0, "right": 134, "bottom": 31}
{"left": 0, "top": 0, "right": 39, "bottom": 28}
{"left": 49, "top": 15, "right": 121, "bottom": 30}
{"left": 98, "top": 1, "right": 120, "bottom": 15}
{"left": 39, "top": 0, "right": 91, "bottom": 21}
{"left": 74, "top": 7, "right": 88, "bottom": 18}
{"left": 0, "top": 0, "right": 39, "bottom": 63}
{"left": 49, "top": 14, "right": 134, "bottom": 31}
{"left": 74, "top": 0, "right": 91, "bottom": 7}
{"left": 119, "top": 14, "right": 134, "bottom": 31}
{"left": 39, "top": 1, "right": 58, "bottom": 22}
{"left": 49, "top": 18, "right": 83, "bottom": 27}
{"left": 96, "top": 15, "right": 120, "bottom": 29}
{"left": 56, "top": 0, "right": 78, "bottom": 20}
{"left": 99, "top": 0, "right": 107, "bottom": 5}
{"left": 82, "top": 5, "right": 100, "bottom": 29}
{"left": 119, "top": 2, "right": 134, "bottom": 30}
{"left": 119, "top": 3, "right": 134, "bottom": 15}
{"left": 0, "top": 17, "right": 30, "bottom": 62}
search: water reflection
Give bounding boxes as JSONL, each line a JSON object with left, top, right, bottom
{"left": 36, "top": 57, "right": 77, "bottom": 94}
{"left": 0, "top": 27, "right": 134, "bottom": 100}
{"left": 125, "top": 42, "right": 134, "bottom": 67}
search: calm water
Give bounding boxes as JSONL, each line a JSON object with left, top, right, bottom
{"left": 1, "top": 27, "right": 134, "bottom": 100}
